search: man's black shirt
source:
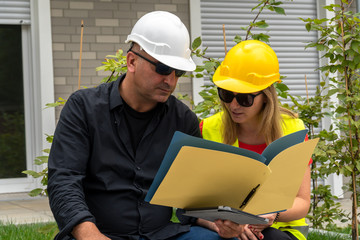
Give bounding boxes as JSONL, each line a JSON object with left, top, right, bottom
{"left": 48, "top": 75, "right": 200, "bottom": 240}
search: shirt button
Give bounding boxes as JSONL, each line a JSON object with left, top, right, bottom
{"left": 136, "top": 166, "right": 141, "bottom": 171}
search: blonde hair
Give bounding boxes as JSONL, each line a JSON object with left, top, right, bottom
{"left": 221, "top": 85, "right": 297, "bottom": 145}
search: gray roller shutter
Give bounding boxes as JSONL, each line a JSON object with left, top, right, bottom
{"left": 200, "top": 0, "right": 320, "bottom": 104}
{"left": 0, "top": 0, "right": 31, "bottom": 25}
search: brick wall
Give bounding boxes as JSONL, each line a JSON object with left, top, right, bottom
{"left": 50, "top": 0, "right": 192, "bottom": 119}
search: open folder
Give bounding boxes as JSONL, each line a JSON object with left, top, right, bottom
{"left": 145, "top": 130, "right": 319, "bottom": 224}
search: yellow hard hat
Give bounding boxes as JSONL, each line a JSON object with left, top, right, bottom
{"left": 213, "top": 40, "right": 281, "bottom": 93}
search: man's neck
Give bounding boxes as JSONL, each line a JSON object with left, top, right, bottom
{"left": 119, "top": 76, "right": 157, "bottom": 112}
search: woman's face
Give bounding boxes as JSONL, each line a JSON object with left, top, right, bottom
{"left": 223, "top": 91, "right": 266, "bottom": 125}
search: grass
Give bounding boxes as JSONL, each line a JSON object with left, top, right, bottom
{"left": 0, "top": 221, "right": 57, "bottom": 240}
{"left": 308, "top": 231, "right": 351, "bottom": 240}
{"left": 331, "top": 224, "right": 360, "bottom": 235}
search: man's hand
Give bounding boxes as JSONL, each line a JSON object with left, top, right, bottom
{"left": 214, "top": 219, "right": 245, "bottom": 238}
{"left": 72, "top": 221, "right": 111, "bottom": 240}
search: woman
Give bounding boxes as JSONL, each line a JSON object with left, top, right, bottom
{"left": 200, "top": 40, "right": 311, "bottom": 240}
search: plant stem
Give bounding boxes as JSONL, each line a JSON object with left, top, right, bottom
{"left": 340, "top": 2, "right": 359, "bottom": 239}
{"left": 245, "top": 0, "right": 269, "bottom": 40}
{"left": 106, "top": 70, "right": 115, "bottom": 83}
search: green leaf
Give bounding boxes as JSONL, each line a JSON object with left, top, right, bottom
{"left": 348, "top": 61, "right": 356, "bottom": 70}
{"left": 274, "top": 7, "right": 285, "bottom": 15}
{"left": 22, "top": 170, "right": 42, "bottom": 178}
{"left": 192, "top": 37, "right": 202, "bottom": 50}
{"left": 29, "top": 188, "right": 43, "bottom": 197}
{"left": 354, "top": 55, "right": 360, "bottom": 64}
{"left": 265, "top": 5, "right": 275, "bottom": 12}
{"left": 43, "top": 148, "right": 50, "bottom": 154}
{"left": 327, "top": 88, "right": 338, "bottom": 96}
{"left": 345, "top": 165, "right": 353, "bottom": 172}
{"left": 274, "top": 82, "right": 289, "bottom": 92}
{"left": 233, "top": 35, "right": 242, "bottom": 44}
{"left": 251, "top": 2, "right": 263, "bottom": 11}
{"left": 45, "top": 102, "right": 61, "bottom": 108}
{"left": 35, "top": 156, "right": 49, "bottom": 164}
{"left": 46, "top": 134, "right": 54, "bottom": 143}
{"left": 351, "top": 40, "right": 360, "bottom": 53}
{"left": 335, "top": 106, "right": 347, "bottom": 114}
{"left": 323, "top": 5, "right": 335, "bottom": 11}
{"left": 356, "top": 161, "right": 360, "bottom": 171}
{"left": 195, "top": 73, "right": 203, "bottom": 78}
{"left": 95, "top": 65, "right": 107, "bottom": 71}
{"left": 255, "top": 20, "right": 269, "bottom": 29}
{"left": 204, "top": 61, "right": 217, "bottom": 72}
{"left": 252, "top": 33, "right": 270, "bottom": 43}
{"left": 316, "top": 44, "right": 326, "bottom": 51}
{"left": 272, "top": 1, "right": 283, "bottom": 6}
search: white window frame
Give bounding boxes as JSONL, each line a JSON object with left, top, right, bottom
{"left": 319, "top": 0, "right": 344, "bottom": 198}
{"left": 0, "top": 0, "right": 55, "bottom": 194}
{"left": 189, "top": 0, "right": 204, "bottom": 105}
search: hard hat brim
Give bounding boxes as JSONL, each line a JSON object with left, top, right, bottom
{"left": 213, "top": 70, "right": 281, "bottom": 93}
{"left": 126, "top": 38, "right": 196, "bottom": 72}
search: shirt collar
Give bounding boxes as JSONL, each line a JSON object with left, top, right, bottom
{"left": 109, "top": 74, "right": 125, "bottom": 111}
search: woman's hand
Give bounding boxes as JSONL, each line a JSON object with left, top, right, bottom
{"left": 247, "top": 213, "right": 277, "bottom": 234}
{"left": 237, "top": 224, "right": 263, "bottom": 240}
{"left": 214, "top": 219, "right": 245, "bottom": 238}
{"left": 237, "top": 213, "right": 277, "bottom": 240}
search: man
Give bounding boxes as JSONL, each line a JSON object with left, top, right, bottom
{"left": 48, "top": 11, "right": 241, "bottom": 240}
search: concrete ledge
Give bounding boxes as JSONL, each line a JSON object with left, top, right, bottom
{"left": 0, "top": 193, "right": 54, "bottom": 225}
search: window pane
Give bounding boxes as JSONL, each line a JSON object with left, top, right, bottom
{"left": 0, "top": 25, "right": 26, "bottom": 178}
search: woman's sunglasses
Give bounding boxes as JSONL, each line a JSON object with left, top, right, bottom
{"left": 217, "top": 88, "right": 262, "bottom": 107}
{"left": 129, "top": 50, "right": 186, "bottom": 78}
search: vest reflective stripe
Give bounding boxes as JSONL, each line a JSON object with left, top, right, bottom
{"left": 273, "top": 219, "right": 309, "bottom": 239}
{"left": 202, "top": 111, "right": 308, "bottom": 239}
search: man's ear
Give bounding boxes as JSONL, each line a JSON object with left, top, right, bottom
{"left": 126, "top": 52, "right": 136, "bottom": 73}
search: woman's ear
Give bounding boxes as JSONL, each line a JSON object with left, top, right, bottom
{"left": 263, "top": 95, "right": 268, "bottom": 104}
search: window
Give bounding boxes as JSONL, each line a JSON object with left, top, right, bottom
{"left": 0, "top": 0, "right": 55, "bottom": 194}
{"left": 0, "top": 25, "right": 26, "bottom": 178}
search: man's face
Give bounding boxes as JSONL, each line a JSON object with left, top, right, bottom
{"left": 132, "top": 50, "right": 179, "bottom": 104}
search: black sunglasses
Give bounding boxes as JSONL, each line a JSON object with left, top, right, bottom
{"left": 129, "top": 50, "right": 186, "bottom": 78}
{"left": 217, "top": 88, "right": 262, "bottom": 107}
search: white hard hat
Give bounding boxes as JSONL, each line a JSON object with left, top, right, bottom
{"left": 125, "top": 11, "right": 196, "bottom": 71}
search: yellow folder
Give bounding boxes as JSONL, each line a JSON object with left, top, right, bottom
{"left": 145, "top": 130, "right": 318, "bottom": 222}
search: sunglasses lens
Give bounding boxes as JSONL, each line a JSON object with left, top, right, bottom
{"left": 218, "top": 88, "right": 234, "bottom": 103}
{"left": 218, "top": 88, "right": 259, "bottom": 107}
{"left": 175, "top": 70, "right": 186, "bottom": 77}
{"left": 156, "top": 63, "right": 186, "bottom": 77}
{"left": 156, "top": 63, "right": 173, "bottom": 75}
{"left": 235, "top": 94, "right": 253, "bottom": 107}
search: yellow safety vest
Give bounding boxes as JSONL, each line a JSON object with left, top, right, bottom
{"left": 202, "top": 112, "right": 309, "bottom": 240}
